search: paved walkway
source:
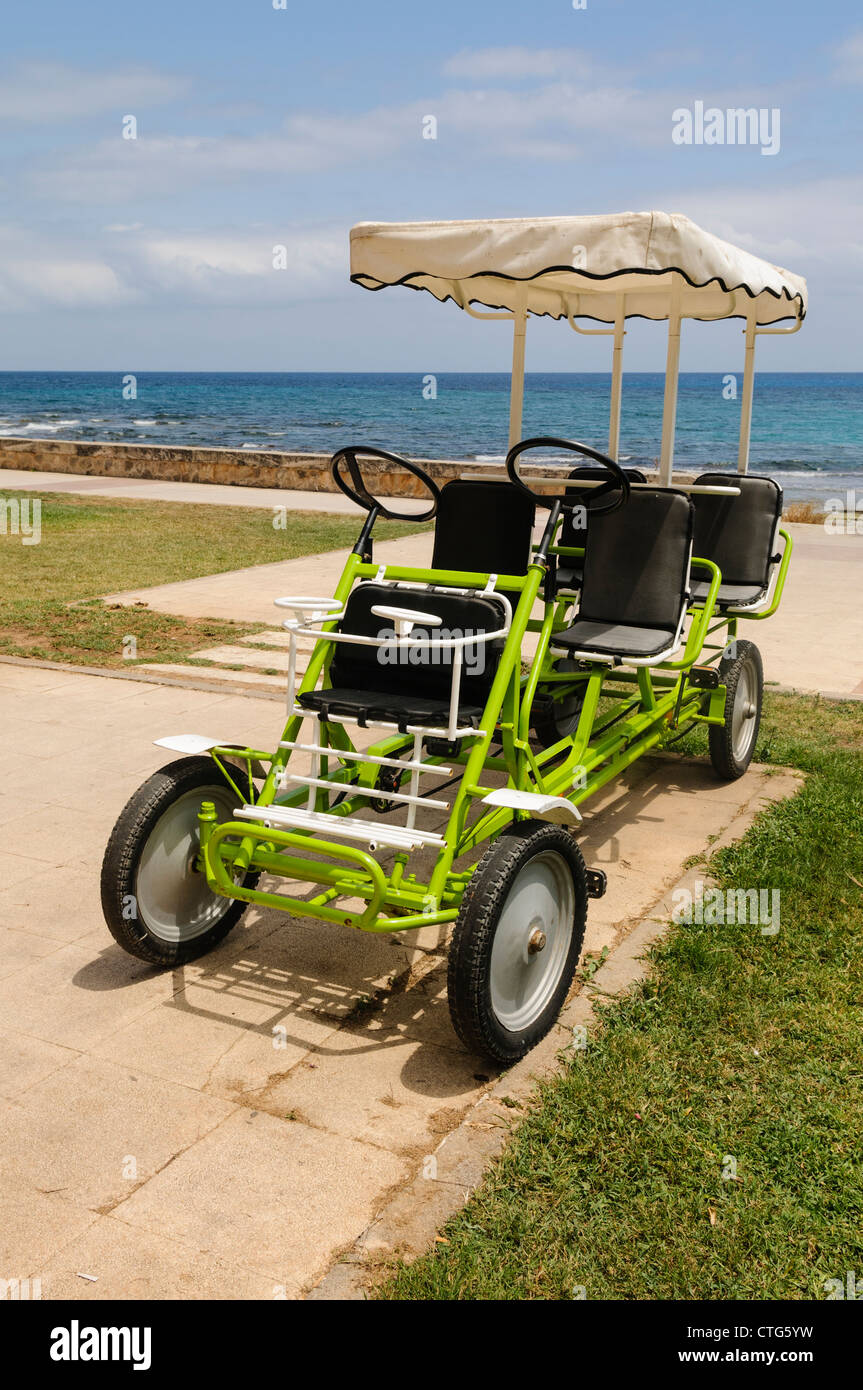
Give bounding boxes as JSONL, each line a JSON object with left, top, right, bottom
{"left": 0, "top": 467, "right": 373, "bottom": 514}
{"left": 6, "top": 467, "right": 863, "bottom": 695}
{"left": 0, "top": 661, "right": 796, "bottom": 1299}
{"left": 102, "top": 522, "right": 863, "bottom": 699}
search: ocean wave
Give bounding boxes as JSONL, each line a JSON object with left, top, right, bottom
{"left": 18, "top": 419, "right": 81, "bottom": 432}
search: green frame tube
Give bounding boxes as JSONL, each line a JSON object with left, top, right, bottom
{"left": 198, "top": 515, "right": 791, "bottom": 933}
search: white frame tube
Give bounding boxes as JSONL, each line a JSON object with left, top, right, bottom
{"left": 659, "top": 276, "right": 683, "bottom": 485}
{"left": 609, "top": 295, "right": 626, "bottom": 461}
{"left": 568, "top": 293, "right": 626, "bottom": 460}
{"left": 508, "top": 290, "right": 528, "bottom": 448}
{"left": 737, "top": 308, "right": 757, "bottom": 475}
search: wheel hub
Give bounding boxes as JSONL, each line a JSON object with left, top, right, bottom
{"left": 527, "top": 926, "right": 547, "bottom": 955}
{"left": 489, "top": 850, "right": 576, "bottom": 1032}
{"left": 135, "top": 786, "right": 237, "bottom": 944}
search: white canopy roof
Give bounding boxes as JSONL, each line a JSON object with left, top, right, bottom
{"left": 350, "top": 210, "right": 807, "bottom": 326}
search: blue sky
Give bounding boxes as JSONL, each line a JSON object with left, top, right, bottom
{"left": 1, "top": 0, "right": 860, "bottom": 371}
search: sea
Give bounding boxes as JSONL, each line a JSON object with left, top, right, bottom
{"left": 0, "top": 371, "right": 860, "bottom": 503}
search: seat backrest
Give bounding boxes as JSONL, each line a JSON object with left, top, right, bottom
{"left": 579, "top": 489, "right": 694, "bottom": 632}
{"left": 330, "top": 582, "right": 508, "bottom": 704}
{"left": 691, "top": 473, "right": 782, "bottom": 587}
{"left": 559, "top": 467, "right": 647, "bottom": 549}
{"left": 431, "top": 481, "right": 535, "bottom": 575}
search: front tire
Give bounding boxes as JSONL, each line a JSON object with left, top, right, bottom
{"left": 447, "top": 820, "right": 588, "bottom": 1064}
{"left": 709, "top": 639, "right": 764, "bottom": 780}
{"left": 101, "top": 756, "right": 259, "bottom": 966}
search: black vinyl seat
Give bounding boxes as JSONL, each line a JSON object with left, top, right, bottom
{"left": 552, "top": 489, "right": 694, "bottom": 662}
{"left": 299, "top": 481, "right": 534, "bottom": 731}
{"left": 431, "top": 479, "right": 535, "bottom": 575}
{"left": 689, "top": 473, "right": 783, "bottom": 610}
{"left": 556, "top": 467, "right": 647, "bottom": 591}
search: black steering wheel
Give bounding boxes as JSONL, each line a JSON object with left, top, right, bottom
{"left": 505, "top": 437, "right": 631, "bottom": 516}
{"left": 331, "top": 445, "right": 440, "bottom": 522}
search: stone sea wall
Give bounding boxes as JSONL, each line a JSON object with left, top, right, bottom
{"left": 0, "top": 437, "right": 467, "bottom": 497}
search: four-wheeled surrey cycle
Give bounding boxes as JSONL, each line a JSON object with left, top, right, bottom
{"left": 101, "top": 211, "right": 806, "bottom": 1063}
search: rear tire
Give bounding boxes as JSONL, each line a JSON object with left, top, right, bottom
{"left": 101, "top": 756, "right": 259, "bottom": 966}
{"left": 447, "top": 820, "right": 588, "bottom": 1064}
{"left": 709, "top": 640, "right": 763, "bottom": 780}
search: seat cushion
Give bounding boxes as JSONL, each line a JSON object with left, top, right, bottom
{"left": 298, "top": 687, "right": 485, "bottom": 731}
{"left": 553, "top": 620, "right": 677, "bottom": 659}
{"left": 690, "top": 578, "right": 767, "bottom": 609}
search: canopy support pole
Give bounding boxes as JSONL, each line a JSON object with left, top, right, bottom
{"left": 609, "top": 295, "right": 626, "bottom": 461}
{"left": 659, "top": 277, "right": 682, "bottom": 485}
{"left": 508, "top": 292, "right": 528, "bottom": 449}
{"left": 567, "top": 296, "right": 626, "bottom": 459}
{"left": 737, "top": 309, "right": 757, "bottom": 475}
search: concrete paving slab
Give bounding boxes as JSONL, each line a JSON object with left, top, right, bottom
{"left": 1, "top": 1055, "right": 234, "bottom": 1213}
{"left": 0, "top": 849, "right": 54, "bottom": 892}
{"left": 0, "top": 937, "right": 176, "bottom": 1050}
{"left": 0, "top": 662, "right": 801, "bottom": 1298}
{"left": 0, "top": 927, "right": 63, "bottom": 978}
{"left": 189, "top": 644, "right": 296, "bottom": 673}
{"left": 115, "top": 1108, "right": 408, "bottom": 1295}
{"left": 0, "top": 1029, "right": 79, "bottom": 1100}
{"left": 136, "top": 662, "right": 285, "bottom": 691}
{"left": 38, "top": 1215, "right": 279, "bottom": 1300}
{"left": 248, "top": 1027, "right": 483, "bottom": 1157}
{"left": 0, "top": 1173, "right": 99, "bottom": 1277}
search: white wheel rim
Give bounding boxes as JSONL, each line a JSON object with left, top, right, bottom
{"left": 135, "top": 786, "right": 238, "bottom": 944}
{"left": 731, "top": 656, "right": 759, "bottom": 762}
{"left": 489, "top": 850, "right": 575, "bottom": 1032}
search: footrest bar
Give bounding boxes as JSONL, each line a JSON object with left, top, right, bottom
{"left": 234, "top": 803, "right": 445, "bottom": 851}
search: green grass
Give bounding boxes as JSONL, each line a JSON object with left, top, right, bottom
{"left": 0, "top": 490, "right": 424, "bottom": 667}
{"left": 379, "top": 691, "right": 863, "bottom": 1300}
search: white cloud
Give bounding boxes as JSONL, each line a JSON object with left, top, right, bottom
{"left": 0, "top": 63, "right": 187, "bottom": 123}
{"left": 0, "top": 224, "right": 347, "bottom": 310}
{"left": 0, "top": 257, "right": 132, "bottom": 310}
{"left": 23, "top": 56, "right": 801, "bottom": 207}
{"left": 28, "top": 106, "right": 413, "bottom": 201}
{"left": 137, "top": 229, "right": 345, "bottom": 300}
{"left": 26, "top": 83, "right": 676, "bottom": 204}
{"left": 443, "top": 47, "right": 595, "bottom": 80}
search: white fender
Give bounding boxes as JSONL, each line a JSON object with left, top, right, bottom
{"left": 154, "top": 735, "right": 225, "bottom": 754}
{"left": 481, "top": 787, "right": 581, "bottom": 825}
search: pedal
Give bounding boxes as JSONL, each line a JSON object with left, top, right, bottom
{"left": 687, "top": 665, "right": 719, "bottom": 690}
{"left": 370, "top": 765, "right": 403, "bottom": 813}
{"left": 585, "top": 868, "right": 607, "bottom": 899}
